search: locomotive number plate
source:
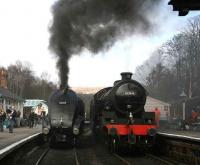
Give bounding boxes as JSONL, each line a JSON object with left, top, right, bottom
{"left": 124, "top": 91, "right": 136, "bottom": 96}
{"left": 58, "top": 101, "right": 69, "bottom": 104}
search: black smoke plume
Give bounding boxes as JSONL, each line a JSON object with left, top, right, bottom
{"left": 49, "top": 0, "right": 161, "bottom": 87}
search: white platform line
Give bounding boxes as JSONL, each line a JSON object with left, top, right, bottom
{"left": 158, "top": 132, "right": 200, "bottom": 141}
{"left": 0, "top": 132, "right": 41, "bottom": 158}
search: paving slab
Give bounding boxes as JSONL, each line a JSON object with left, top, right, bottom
{"left": 0, "top": 126, "right": 42, "bottom": 150}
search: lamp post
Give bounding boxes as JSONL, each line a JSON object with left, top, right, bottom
{"left": 180, "top": 90, "right": 187, "bottom": 121}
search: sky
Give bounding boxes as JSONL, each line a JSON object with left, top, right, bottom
{"left": 0, "top": 0, "right": 200, "bottom": 87}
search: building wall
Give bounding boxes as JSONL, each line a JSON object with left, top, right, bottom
{"left": 0, "top": 68, "right": 23, "bottom": 117}
{"left": 0, "top": 68, "right": 8, "bottom": 89}
{"left": 144, "top": 96, "right": 170, "bottom": 120}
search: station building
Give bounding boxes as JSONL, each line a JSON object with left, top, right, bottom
{"left": 23, "top": 99, "right": 48, "bottom": 118}
{"left": 0, "top": 67, "right": 24, "bottom": 115}
{"left": 145, "top": 96, "right": 171, "bottom": 121}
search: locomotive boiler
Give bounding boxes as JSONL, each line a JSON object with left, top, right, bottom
{"left": 90, "top": 72, "right": 157, "bottom": 152}
{"left": 48, "top": 87, "right": 85, "bottom": 147}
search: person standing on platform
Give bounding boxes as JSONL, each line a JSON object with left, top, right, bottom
{"left": 16, "top": 110, "right": 21, "bottom": 128}
{"left": 35, "top": 103, "right": 44, "bottom": 124}
{"left": 35, "top": 103, "right": 43, "bottom": 116}
{"left": 191, "top": 110, "right": 198, "bottom": 123}
{"left": 7, "top": 106, "right": 15, "bottom": 133}
{"left": 153, "top": 107, "right": 161, "bottom": 128}
{"left": 41, "top": 111, "right": 47, "bottom": 129}
{"left": 0, "top": 108, "right": 6, "bottom": 132}
{"left": 11, "top": 106, "right": 17, "bottom": 127}
{"left": 34, "top": 112, "right": 38, "bottom": 127}
{"left": 29, "top": 110, "right": 35, "bottom": 128}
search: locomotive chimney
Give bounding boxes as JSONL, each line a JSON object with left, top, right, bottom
{"left": 121, "top": 72, "right": 132, "bottom": 80}
{"left": 60, "top": 84, "right": 69, "bottom": 93}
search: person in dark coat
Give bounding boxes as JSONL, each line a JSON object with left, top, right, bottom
{"left": 6, "top": 107, "right": 11, "bottom": 114}
{"left": 29, "top": 110, "right": 35, "bottom": 128}
{"left": 12, "top": 107, "right": 17, "bottom": 127}
{"left": 0, "top": 108, "right": 6, "bottom": 132}
{"left": 41, "top": 111, "right": 47, "bottom": 129}
{"left": 7, "top": 106, "right": 16, "bottom": 133}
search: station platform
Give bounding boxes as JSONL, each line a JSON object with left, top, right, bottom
{"left": 0, "top": 126, "right": 42, "bottom": 151}
{"left": 158, "top": 128, "right": 200, "bottom": 140}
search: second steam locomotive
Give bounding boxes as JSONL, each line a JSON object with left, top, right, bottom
{"left": 90, "top": 72, "right": 157, "bottom": 152}
{"left": 47, "top": 87, "right": 85, "bottom": 147}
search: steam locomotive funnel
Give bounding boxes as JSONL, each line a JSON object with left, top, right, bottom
{"left": 59, "top": 84, "right": 69, "bottom": 93}
{"left": 121, "top": 72, "right": 132, "bottom": 80}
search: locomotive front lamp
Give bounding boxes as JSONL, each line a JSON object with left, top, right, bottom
{"left": 43, "top": 127, "right": 49, "bottom": 135}
{"left": 105, "top": 106, "right": 110, "bottom": 110}
{"left": 73, "top": 127, "right": 79, "bottom": 135}
{"left": 129, "top": 112, "right": 133, "bottom": 119}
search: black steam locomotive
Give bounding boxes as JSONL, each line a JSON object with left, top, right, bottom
{"left": 90, "top": 72, "right": 156, "bottom": 152}
{"left": 47, "top": 87, "right": 85, "bottom": 147}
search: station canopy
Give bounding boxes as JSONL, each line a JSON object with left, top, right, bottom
{"left": 24, "top": 99, "right": 48, "bottom": 114}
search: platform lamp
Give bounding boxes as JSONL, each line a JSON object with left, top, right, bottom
{"left": 179, "top": 90, "right": 187, "bottom": 120}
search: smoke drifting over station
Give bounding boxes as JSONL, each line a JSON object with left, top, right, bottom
{"left": 49, "top": 0, "right": 161, "bottom": 87}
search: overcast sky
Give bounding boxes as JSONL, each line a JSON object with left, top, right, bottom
{"left": 0, "top": 0, "right": 200, "bottom": 87}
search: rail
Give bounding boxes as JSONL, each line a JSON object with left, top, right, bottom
{"left": 112, "top": 153, "right": 131, "bottom": 165}
{"left": 35, "top": 148, "right": 50, "bottom": 165}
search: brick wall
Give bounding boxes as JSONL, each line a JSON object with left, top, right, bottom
{"left": 0, "top": 68, "right": 8, "bottom": 89}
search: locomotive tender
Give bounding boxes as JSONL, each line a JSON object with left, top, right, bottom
{"left": 48, "top": 87, "right": 85, "bottom": 147}
{"left": 90, "top": 72, "right": 157, "bottom": 152}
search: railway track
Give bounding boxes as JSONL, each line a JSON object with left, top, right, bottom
{"left": 3, "top": 130, "right": 179, "bottom": 165}
{"left": 74, "top": 148, "right": 80, "bottom": 165}
{"left": 35, "top": 148, "right": 50, "bottom": 165}
{"left": 112, "top": 153, "right": 131, "bottom": 165}
{"left": 91, "top": 141, "right": 177, "bottom": 165}
{"left": 35, "top": 147, "right": 80, "bottom": 165}
{"left": 111, "top": 152, "right": 177, "bottom": 165}
{"left": 30, "top": 143, "right": 177, "bottom": 165}
{"left": 146, "top": 154, "right": 176, "bottom": 165}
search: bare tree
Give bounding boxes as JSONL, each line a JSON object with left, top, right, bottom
{"left": 135, "top": 15, "right": 200, "bottom": 101}
{"left": 7, "top": 61, "right": 55, "bottom": 100}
